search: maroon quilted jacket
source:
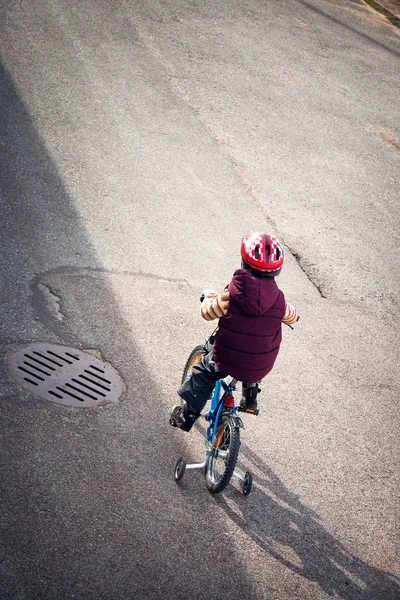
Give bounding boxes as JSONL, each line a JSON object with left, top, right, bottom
{"left": 212, "top": 269, "right": 286, "bottom": 383}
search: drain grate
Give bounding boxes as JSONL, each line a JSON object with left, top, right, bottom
{"left": 5, "top": 343, "right": 123, "bottom": 408}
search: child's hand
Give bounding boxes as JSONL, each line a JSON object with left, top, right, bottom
{"left": 200, "top": 289, "right": 217, "bottom": 303}
{"left": 283, "top": 302, "right": 298, "bottom": 326}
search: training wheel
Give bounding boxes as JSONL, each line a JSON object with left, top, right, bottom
{"left": 242, "top": 471, "right": 253, "bottom": 496}
{"left": 174, "top": 457, "right": 187, "bottom": 482}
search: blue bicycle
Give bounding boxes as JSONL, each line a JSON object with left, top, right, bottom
{"left": 173, "top": 340, "right": 253, "bottom": 495}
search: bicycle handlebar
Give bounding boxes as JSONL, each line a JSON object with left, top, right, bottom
{"left": 201, "top": 290, "right": 299, "bottom": 327}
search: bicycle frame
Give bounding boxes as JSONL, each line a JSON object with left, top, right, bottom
{"left": 205, "top": 378, "right": 237, "bottom": 445}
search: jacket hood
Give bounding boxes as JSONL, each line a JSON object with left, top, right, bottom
{"left": 228, "top": 269, "right": 280, "bottom": 316}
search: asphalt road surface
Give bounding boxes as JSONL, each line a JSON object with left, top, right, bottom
{"left": 0, "top": 1, "right": 399, "bottom": 599}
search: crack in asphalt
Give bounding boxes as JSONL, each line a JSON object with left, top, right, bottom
{"left": 36, "top": 283, "right": 64, "bottom": 322}
{"left": 283, "top": 245, "right": 328, "bottom": 299}
{"left": 31, "top": 267, "right": 190, "bottom": 342}
{"left": 33, "top": 265, "right": 188, "bottom": 284}
{"left": 31, "top": 275, "right": 79, "bottom": 346}
{"left": 233, "top": 164, "right": 327, "bottom": 298}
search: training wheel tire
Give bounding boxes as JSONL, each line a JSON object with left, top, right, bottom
{"left": 242, "top": 471, "right": 253, "bottom": 496}
{"left": 174, "top": 457, "right": 187, "bottom": 482}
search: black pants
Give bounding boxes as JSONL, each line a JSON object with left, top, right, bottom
{"left": 178, "top": 352, "right": 261, "bottom": 413}
{"left": 178, "top": 352, "right": 228, "bottom": 413}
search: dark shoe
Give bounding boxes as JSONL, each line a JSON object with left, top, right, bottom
{"left": 238, "top": 383, "right": 260, "bottom": 415}
{"left": 169, "top": 403, "right": 199, "bottom": 432}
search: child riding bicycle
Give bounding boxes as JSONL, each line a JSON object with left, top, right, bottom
{"left": 170, "top": 232, "right": 298, "bottom": 432}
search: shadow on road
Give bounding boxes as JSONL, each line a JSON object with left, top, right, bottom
{"left": 0, "top": 59, "right": 258, "bottom": 599}
{"left": 215, "top": 443, "right": 400, "bottom": 600}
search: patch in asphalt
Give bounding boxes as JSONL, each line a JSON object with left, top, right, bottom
{"left": 5, "top": 343, "right": 123, "bottom": 408}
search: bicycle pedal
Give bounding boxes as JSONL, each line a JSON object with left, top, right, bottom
{"left": 237, "top": 406, "right": 259, "bottom": 416}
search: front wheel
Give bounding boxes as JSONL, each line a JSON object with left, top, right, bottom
{"left": 205, "top": 413, "right": 240, "bottom": 494}
{"left": 181, "top": 345, "right": 205, "bottom": 384}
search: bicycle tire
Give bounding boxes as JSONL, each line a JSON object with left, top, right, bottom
{"left": 174, "top": 457, "right": 187, "bottom": 482}
{"left": 181, "top": 345, "right": 205, "bottom": 385}
{"left": 205, "top": 413, "right": 240, "bottom": 494}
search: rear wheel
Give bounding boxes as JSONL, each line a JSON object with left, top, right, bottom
{"left": 181, "top": 345, "right": 205, "bottom": 384}
{"left": 205, "top": 413, "right": 240, "bottom": 494}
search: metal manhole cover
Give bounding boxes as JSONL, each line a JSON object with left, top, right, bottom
{"left": 5, "top": 343, "right": 123, "bottom": 408}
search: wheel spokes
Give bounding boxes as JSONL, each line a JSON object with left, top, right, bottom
{"left": 209, "top": 424, "right": 231, "bottom": 483}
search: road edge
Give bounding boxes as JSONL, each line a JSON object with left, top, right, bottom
{"left": 362, "top": 0, "right": 400, "bottom": 27}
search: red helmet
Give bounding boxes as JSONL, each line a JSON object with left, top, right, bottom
{"left": 241, "top": 232, "right": 284, "bottom": 275}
